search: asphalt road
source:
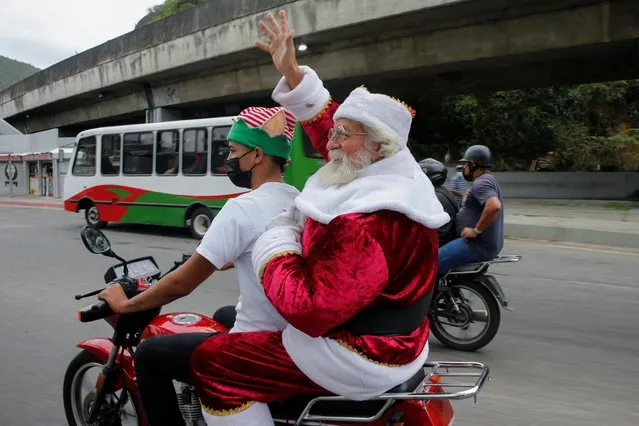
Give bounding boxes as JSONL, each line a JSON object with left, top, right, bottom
{"left": 0, "top": 205, "right": 637, "bottom": 425}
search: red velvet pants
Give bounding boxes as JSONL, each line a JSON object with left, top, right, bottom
{"left": 189, "top": 331, "right": 328, "bottom": 414}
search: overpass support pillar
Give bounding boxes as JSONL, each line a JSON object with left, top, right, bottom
{"left": 146, "top": 107, "right": 182, "bottom": 123}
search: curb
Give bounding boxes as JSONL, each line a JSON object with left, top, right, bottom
{"left": 504, "top": 223, "right": 639, "bottom": 249}
{"left": 2, "top": 200, "right": 638, "bottom": 249}
{"left": 0, "top": 200, "right": 63, "bottom": 209}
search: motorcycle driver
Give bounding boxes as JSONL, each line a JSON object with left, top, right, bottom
{"left": 97, "top": 106, "right": 300, "bottom": 426}
{"left": 437, "top": 145, "right": 504, "bottom": 273}
{"left": 419, "top": 158, "right": 459, "bottom": 247}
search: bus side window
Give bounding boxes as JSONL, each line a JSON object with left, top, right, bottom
{"left": 123, "top": 132, "right": 153, "bottom": 175}
{"left": 156, "top": 130, "right": 180, "bottom": 176}
{"left": 211, "top": 126, "right": 231, "bottom": 175}
{"left": 72, "top": 136, "right": 97, "bottom": 176}
{"left": 101, "top": 134, "right": 121, "bottom": 175}
{"left": 183, "top": 128, "right": 208, "bottom": 175}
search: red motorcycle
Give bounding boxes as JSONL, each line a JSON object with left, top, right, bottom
{"left": 63, "top": 226, "right": 489, "bottom": 426}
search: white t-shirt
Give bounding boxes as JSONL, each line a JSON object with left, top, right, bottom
{"left": 196, "top": 182, "right": 300, "bottom": 333}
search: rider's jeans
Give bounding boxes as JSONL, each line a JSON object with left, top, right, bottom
{"left": 135, "top": 332, "right": 217, "bottom": 426}
{"left": 437, "top": 237, "right": 483, "bottom": 273}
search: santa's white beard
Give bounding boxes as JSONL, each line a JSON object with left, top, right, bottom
{"left": 318, "top": 148, "right": 374, "bottom": 187}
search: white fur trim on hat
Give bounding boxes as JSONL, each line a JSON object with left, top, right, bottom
{"left": 272, "top": 66, "right": 331, "bottom": 122}
{"left": 334, "top": 87, "right": 414, "bottom": 149}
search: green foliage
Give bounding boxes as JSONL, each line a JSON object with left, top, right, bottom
{"left": 0, "top": 55, "right": 40, "bottom": 91}
{"left": 414, "top": 80, "right": 639, "bottom": 171}
{"left": 136, "top": 0, "right": 210, "bottom": 28}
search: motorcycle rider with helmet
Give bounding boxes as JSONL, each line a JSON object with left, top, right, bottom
{"left": 437, "top": 145, "right": 504, "bottom": 273}
{"left": 419, "top": 158, "right": 459, "bottom": 247}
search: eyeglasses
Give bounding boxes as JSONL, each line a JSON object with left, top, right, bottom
{"left": 327, "top": 126, "right": 368, "bottom": 142}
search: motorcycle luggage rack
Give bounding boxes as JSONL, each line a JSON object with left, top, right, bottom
{"left": 445, "top": 254, "right": 522, "bottom": 276}
{"left": 274, "top": 361, "right": 489, "bottom": 426}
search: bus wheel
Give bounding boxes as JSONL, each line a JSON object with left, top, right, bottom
{"left": 84, "top": 203, "right": 107, "bottom": 229}
{"left": 189, "top": 207, "right": 213, "bottom": 239}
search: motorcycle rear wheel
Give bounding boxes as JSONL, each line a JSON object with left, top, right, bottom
{"left": 63, "top": 350, "right": 142, "bottom": 426}
{"left": 429, "top": 280, "right": 501, "bottom": 352}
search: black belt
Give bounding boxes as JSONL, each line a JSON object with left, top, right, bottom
{"left": 332, "top": 290, "right": 434, "bottom": 336}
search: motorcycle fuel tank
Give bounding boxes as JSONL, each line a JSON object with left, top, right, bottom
{"left": 140, "top": 313, "right": 227, "bottom": 341}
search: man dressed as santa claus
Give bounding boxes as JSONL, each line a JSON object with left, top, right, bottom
{"left": 189, "top": 10, "right": 449, "bottom": 426}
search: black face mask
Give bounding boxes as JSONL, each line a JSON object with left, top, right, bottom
{"left": 462, "top": 163, "right": 478, "bottom": 182}
{"left": 225, "top": 149, "right": 256, "bottom": 189}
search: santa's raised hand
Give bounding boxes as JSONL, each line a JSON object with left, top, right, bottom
{"left": 256, "top": 10, "right": 303, "bottom": 88}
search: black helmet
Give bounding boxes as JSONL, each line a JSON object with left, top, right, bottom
{"left": 460, "top": 145, "right": 493, "bottom": 167}
{"left": 419, "top": 158, "right": 447, "bottom": 187}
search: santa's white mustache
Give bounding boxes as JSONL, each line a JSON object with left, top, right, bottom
{"left": 329, "top": 149, "right": 344, "bottom": 162}
{"left": 318, "top": 148, "right": 373, "bottom": 187}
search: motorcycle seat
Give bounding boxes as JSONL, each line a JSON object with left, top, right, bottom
{"left": 212, "top": 305, "right": 236, "bottom": 329}
{"left": 268, "top": 368, "right": 426, "bottom": 419}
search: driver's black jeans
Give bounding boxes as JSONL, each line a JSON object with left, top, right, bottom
{"left": 135, "top": 332, "right": 217, "bottom": 425}
{"left": 136, "top": 306, "right": 236, "bottom": 425}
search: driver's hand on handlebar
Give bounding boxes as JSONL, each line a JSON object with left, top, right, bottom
{"left": 97, "top": 284, "right": 129, "bottom": 314}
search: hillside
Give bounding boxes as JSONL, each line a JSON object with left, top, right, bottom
{"left": 0, "top": 55, "right": 40, "bottom": 91}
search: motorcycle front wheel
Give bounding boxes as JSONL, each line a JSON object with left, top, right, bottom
{"left": 63, "top": 350, "right": 141, "bottom": 426}
{"left": 429, "top": 280, "right": 501, "bottom": 352}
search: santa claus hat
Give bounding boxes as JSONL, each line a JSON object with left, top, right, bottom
{"left": 228, "top": 106, "right": 298, "bottom": 159}
{"left": 333, "top": 87, "right": 416, "bottom": 149}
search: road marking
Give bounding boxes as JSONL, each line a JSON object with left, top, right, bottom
{"left": 507, "top": 238, "right": 639, "bottom": 256}
{"left": 0, "top": 202, "right": 63, "bottom": 210}
{"left": 548, "top": 244, "right": 639, "bottom": 256}
{"left": 492, "top": 270, "right": 638, "bottom": 292}
{"left": 526, "top": 275, "right": 639, "bottom": 293}
{"left": 0, "top": 224, "right": 32, "bottom": 229}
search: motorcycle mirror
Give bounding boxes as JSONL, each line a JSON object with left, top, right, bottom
{"left": 80, "top": 226, "right": 114, "bottom": 256}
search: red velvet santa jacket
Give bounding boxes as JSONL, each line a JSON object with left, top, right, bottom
{"left": 259, "top": 99, "right": 439, "bottom": 367}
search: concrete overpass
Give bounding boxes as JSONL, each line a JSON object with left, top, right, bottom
{"left": 1, "top": 0, "right": 639, "bottom": 135}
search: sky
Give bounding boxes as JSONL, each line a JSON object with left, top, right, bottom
{"left": 0, "top": 0, "right": 160, "bottom": 69}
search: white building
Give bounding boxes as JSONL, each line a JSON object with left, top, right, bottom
{"left": 1, "top": 119, "right": 75, "bottom": 198}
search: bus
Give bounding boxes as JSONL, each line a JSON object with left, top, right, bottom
{"left": 63, "top": 117, "right": 324, "bottom": 238}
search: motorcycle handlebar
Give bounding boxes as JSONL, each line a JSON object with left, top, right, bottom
{"left": 78, "top": 300, "right": 113, "bottom": 323}
{"left": 76, "top": 255, "right": 191, "bottom": 322}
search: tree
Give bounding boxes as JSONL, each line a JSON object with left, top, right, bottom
{"left": 411, "top": 80, "right": 639, "bottom": 172}
{"left": 135, "top": 0, "right": 210, "bottom": 28}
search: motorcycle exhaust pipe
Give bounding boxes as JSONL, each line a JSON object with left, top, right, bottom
{"left": 471, "top": 310, "right": 488, "bottom": 322}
